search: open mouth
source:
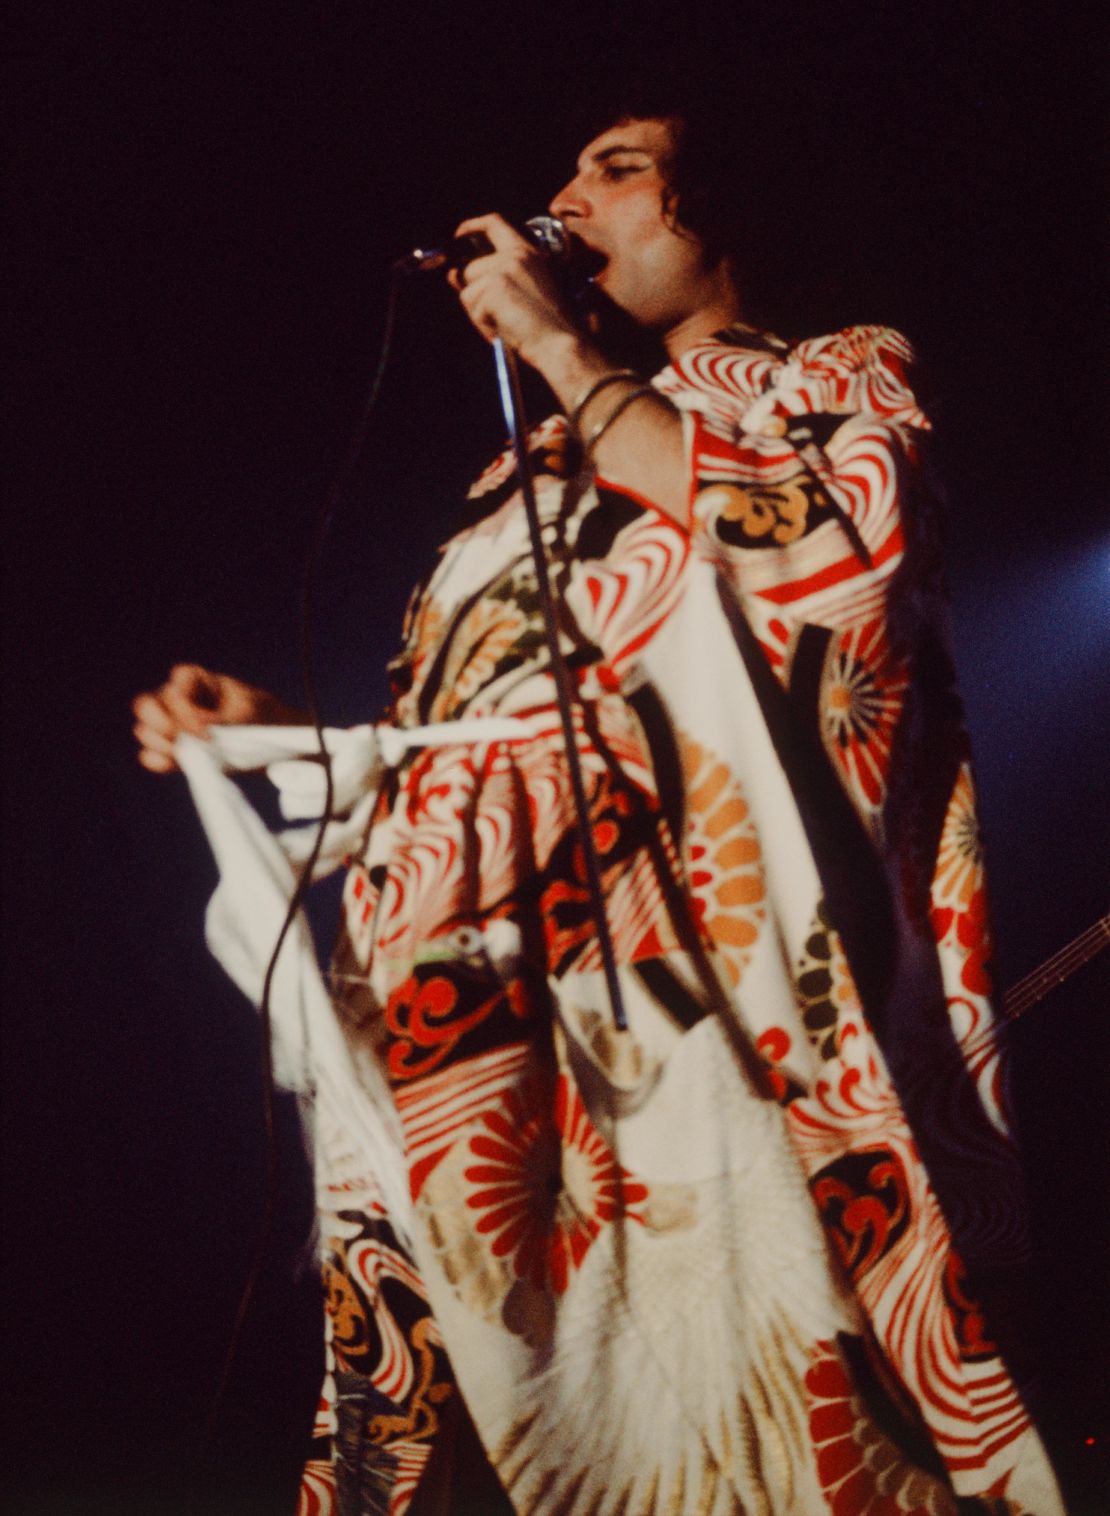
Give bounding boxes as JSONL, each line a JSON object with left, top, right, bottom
{"left": 569, "top": 238, "right": 608, "bottom": 280}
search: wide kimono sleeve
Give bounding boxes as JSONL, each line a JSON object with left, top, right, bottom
{"left": 286, "top": 324, "right": 1064, "bottom": 1515}
{"left": 584, "top": 326, "right": 1018, "bottom": 1225}
{"left": 562, "top": 327, "right": 1062, "bottom": 1508}
{"left": 583, "top": 325, "right": 939, "bottom": 860}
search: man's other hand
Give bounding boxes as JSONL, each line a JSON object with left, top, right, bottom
{"left": 131, "top": 664, "right": 306, "bottom": 773}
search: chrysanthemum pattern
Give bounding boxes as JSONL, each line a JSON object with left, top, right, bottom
{"left": 305, "top": 325, "right": 1062, "bottom": 1514}
{"left": 464, "top": 1072, "right": 648, "bottom": 1295}
{"left": 930, "top": 762, "right": 993, "bottom": 997}
{"left": 820, "top": 618, "right": 909, "bottom": 822}
{"left": 931, "top": 762, "right": 983, "bottom": 917}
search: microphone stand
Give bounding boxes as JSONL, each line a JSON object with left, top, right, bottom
{"left": 492, "top": 338, "right": 628, "bottom": 1033}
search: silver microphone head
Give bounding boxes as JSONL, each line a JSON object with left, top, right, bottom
{"left": 395, "top": 215, "right": 577, "bottom": 276}
{"left": 523, "top": 215, "right": 604, "bottom": 280}
{"left": 522, "top": 215, "right": 571, "bottom": 261}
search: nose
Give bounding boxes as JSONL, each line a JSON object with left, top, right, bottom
{"left": 548, "top": 173, "right": 588, "bottom": 223}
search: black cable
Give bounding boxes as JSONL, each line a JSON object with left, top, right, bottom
{"left": 204, "top": 270, "right": 403, "bottom": 1447}
{"left": 493, "top": 342, "right": 628, "bottom": 1032}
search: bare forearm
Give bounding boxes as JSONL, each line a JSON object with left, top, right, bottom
{"left": 446, "top": 215, "right": 688, "bottom": 525}
{"left": 527, "top": 330, "right": 688, "bottom": 527}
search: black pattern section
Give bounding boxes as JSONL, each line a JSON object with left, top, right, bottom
{"left": 382, "top": 949, "right": 550, "bottom": 1085}
{"left": 795, "top": 900, "right": 843, "bottom": 1060}
{"left": 529, "top": 768, "right": 660, "bottom": 981}
{"left": 711, "top": 323, "right": 791, "bottom": 356}
{"left": 413, "top": 571, "right": 545, "bottom": 726}
{"left": 786, "top": 413, "right": 875, "bottom": 566}
{"left": 633, "top": 957, "right": 710, "bottom": 1032}
{"left": 787, "top": 625, "right": 898, "bottom": 1030}
{"left": 334, "top": 1386, "right": 397, "bottom": 1516}
{"left": 811, "top": 1149, "right": 911, "bottom": 1285}
{"left": 716, "top": 589, "right": 898, "bottom": 1036}
{"left": 708, "top": 464, "right": 840, "bottom": 550}
{"left": 574, "top": 488, "right": 646, "bottom": 563}
{"left": 466, "top": 431, "right": 577, "bottom": 519}
{"left": 835, "top": 1333, "right": 950, "bottom": 1484}
{"left": 784, "top": 413, "right": 849, "bottom": 451}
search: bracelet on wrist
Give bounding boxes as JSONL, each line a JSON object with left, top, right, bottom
{"left": 583, "top": 384, "right": 664, "bottom": 457}
{"left": 568, "top": 369, "right": 639, "bottom": 433}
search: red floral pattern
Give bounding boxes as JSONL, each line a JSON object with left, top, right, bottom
{"left": 464, "top": 1074, "right": 647, "bottom": 1294}
{"left": 306, "top": 325, "right": 1062, "bottom": 1513}
{"left": 810, "top": 1148, "right": 911, "bottom": 1284}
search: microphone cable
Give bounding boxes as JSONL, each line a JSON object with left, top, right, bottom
{"left": 204, "top": 267, "right": 403, "bottom": 1449}
{"left": 204, "top": 222, "right": 602, "bottom": 1451}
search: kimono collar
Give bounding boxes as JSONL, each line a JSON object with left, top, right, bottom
{"left": 709, "top": 322, "right": 792, "bottom": 357}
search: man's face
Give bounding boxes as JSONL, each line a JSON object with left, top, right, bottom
{"left": 548, "top": 117, "right": 721, "bottom": 333}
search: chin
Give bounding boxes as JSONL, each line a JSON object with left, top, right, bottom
{"left": 585, "top": 288, "right": 668, "bottom": 372}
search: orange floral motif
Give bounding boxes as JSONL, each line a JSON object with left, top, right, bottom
{"left": 696, "top": 479, "right": 812, "bottom": 545}
{"left": 678, "top": 733, "right": 764, "bottom": 986}
{"left": 464, "top": 1074, "right": 647, "bottom": 1294}
{"left": 429, "top": 596, "right": 530, "bottom": 721}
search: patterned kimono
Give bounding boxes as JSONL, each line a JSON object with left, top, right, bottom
{"left": 296, "top": 326, "right": 1063, "bottom": 1515}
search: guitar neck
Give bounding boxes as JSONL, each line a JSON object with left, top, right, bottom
{"left": 1001, "top": 911, "right": 1110, "bottom": 1021}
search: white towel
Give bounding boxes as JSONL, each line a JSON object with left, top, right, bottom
{"left": 176, "top": 716, "right": 538, "bottom": 1251}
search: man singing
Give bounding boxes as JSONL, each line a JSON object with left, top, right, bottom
{"left": 134, "top": 98, "right": 1063, "bottom": 1515}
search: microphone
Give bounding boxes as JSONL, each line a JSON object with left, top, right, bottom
{"left": 395, "top": 215, "right": 583, "bottom": 276}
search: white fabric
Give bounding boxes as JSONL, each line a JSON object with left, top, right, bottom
{"left": 176, "top": 717, "right": 537, "bottom": 1253}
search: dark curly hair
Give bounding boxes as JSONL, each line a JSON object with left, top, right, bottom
{"left": 568, "top": 45, "right": 889, "bottom": 337}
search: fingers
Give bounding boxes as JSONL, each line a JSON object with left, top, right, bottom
{"left": 446, "top": 214, "right": 535, "bottom": 298}
{"left": 447, "top": 248, "right": 526, "bottom": 299}
{"left": 449, "top": 251, "right": 557, "bottom": 348}
{"left": 451, "top": 213, "right": 527, "bottom": 253}
{"left": 131, "top": 663, "right": 223, "bottom": 772}
{"left": 132, "top": 665, "right": 304, "bottom": 773}
{"left": 456, "top": 274, "right": 502, "bottom": 341}
{"left": 132, "top": 691, "right": 181, "bottom": 770}
{"left": 161, "top": 663, "right": 221, "bottom": 734}
{"left": 137, "top": 746, "right": 177, "bottom": 774}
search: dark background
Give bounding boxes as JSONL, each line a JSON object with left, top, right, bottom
{"left": 6, "top": 3, "right": 1108, "bottom": 1512}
